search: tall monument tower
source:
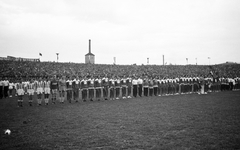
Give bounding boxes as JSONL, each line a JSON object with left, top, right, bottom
{"left": 85, "top": 39, "right": 95, "bottom": 64}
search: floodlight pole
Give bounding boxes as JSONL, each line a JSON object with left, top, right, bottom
{"left": 163, "top": 55, "right": 164, "bottom": 66}
{"left": 56, "top": 53, "right": 59, "bottom": 63}
{"left": 208, "top": 57, "right": 210, "bottom": 65}
{"left": 113, "top": 57, "right": 116, "bottom": 65}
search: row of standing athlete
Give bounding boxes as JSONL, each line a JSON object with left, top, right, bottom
{"left": 22, "top": 76, "right": 204, "bottom": 105}
{"left": 58, "top": 76, "right": 196, "bottom": 102}
{"left": 59, "top": 75, "right": 227, "bottom": 103}
{"left": 15, "top": 75, "right": 239, "bottom": 107}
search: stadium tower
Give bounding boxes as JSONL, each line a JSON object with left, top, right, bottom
{"left": 85, "top": 39, "right": 95, "bottom": 64}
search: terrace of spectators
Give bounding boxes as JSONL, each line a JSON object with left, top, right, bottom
{"left": 1, "top": 60, "right": 240, "bottom": 80}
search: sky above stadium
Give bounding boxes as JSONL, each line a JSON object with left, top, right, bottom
{"left": 0, "top": 0, "right": 240, "bottom": 65}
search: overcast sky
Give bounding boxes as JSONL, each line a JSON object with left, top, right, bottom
{"left": 0, "top": 0, "right": 240, "bottom": 65}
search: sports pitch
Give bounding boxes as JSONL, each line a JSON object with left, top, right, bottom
{"left": 1, "top": 91, "right": 240, "bottom": 149}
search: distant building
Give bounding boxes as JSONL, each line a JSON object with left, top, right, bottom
{"left": 0, "top": 56, "right": 40, "bottom": 62}
{"left": 85, "top": 39, "right": 95, "bottom": 64}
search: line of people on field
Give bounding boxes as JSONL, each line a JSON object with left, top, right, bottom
{"left": 1, "top": 75, "right": 240, "bottom": 107}
{"left": 0, "top": 77, "right": 15, "bottom": 99}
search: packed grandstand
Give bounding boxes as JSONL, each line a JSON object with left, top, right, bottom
{"left": 1, "top": 59, "right": 240, "bottom": 79}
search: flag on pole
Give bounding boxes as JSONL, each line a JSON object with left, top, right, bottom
{"left": 39, "top": 53, "right": 42, "bottom": 56}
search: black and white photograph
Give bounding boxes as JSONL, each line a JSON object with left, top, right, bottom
{"left": 0, "top": 0, "right": 240, "bottom": 149}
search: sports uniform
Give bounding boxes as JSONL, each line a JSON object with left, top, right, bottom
{"left": 163, "top": 79, "right": 168, "bottom": 95}
{"left": 66, "top": 78, "right": 73, "bottom": 103}
{"left": 143, "top": 78, "right": 149, "bottom": 97}
{"left": 132, "top": 77, "right": 138, "bottom": 98}
{"left": 8, "top": 82, "right": 14, "bottom": 97}
{"left": 102, "top": 77, "right": 109, "bottom": 100}
{"left": 81, "top": 78, "right": 88, "bottom": 101}
{"left": 50, "top": 76, "right": 59, "bottom": 104}
{"left": 126, "top": 77, "right": 132, "bottom": 98}
{"left": 149, "top": 78, "right": 154, "bottom": 96}
{"left": 199, "top": 76, "right": 206, "bottom": 94}
{"left": 36, "top": 79, "right": 44, "bottom": 105}
{"left": 27, "top": 81, "right": 35, "bottom": 106}
{"left": 88, "top": 78, "right": 95, "bottom": 101}
{"left": 73, "top": 77, "right": 80, "bottom": 102}
{"left": 137, "top": 77, "right": 143, "bottom": 97}
{"left": 153, "top": 78, "right": 158, "bottom": 96}
{"left": 43, "top": 79, "right": 51, "bottom": 105}
{"left": 95, "top": 77, "right": 102, "bottom": 100}
{"left": 121, "top": 77, "right": 127, "bottom": 99}
{"left": 109, "top": 78, "right": 115, "bottom": 100}
{"left": 157, "top": 78, "right": 162, "bottom": 96}
{"left": 59, "top": 77, "right": 66, "bottom": 103}
{"left": 115, "top": 77, "right": 121, "bottom": 99}
{"left": 15, "top": 81, "right": 24, "bottom": 107}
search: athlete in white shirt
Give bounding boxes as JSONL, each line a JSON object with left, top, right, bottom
{"left": 137, "top": 76, "right": 143, "bottom": 97}
{"left": 35, "top": 77, "right": 44, "bottom": 106}
{"left": 8, "top": 80, "right": 14, "bottom": 98}
{"left": 27, "top": 79, "right": 35, "bottom": 106}
{"left": 15, "top": 79, "right": 24, "bottom": 107}
{"left": 132, "top": 77, "right": 138, "bottom": 98}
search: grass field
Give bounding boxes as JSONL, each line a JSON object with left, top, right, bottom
{"left": 1, "top": 91, "right": 240, "bottom": 149}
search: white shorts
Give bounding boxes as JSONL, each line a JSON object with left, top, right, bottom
{"left": 44, "top": 88, "right": 51, "bottom": 94}
{"left": 17, "top": 89, "right": 24, "bottom": 96}
{"left": 27, "top": 89, "right": 34, "bottom": 95}
{"left": 37, "top": 88, "right": 43, "bottom": 94}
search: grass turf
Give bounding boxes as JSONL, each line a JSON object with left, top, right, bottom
{"left": 0, "top": 91, "right": 240, "bottom": 149}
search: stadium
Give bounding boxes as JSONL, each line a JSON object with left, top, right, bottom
{"left": 1, "top": 0, "right": 240, "bottom": 149}
{"left": 1, "top": 56, "right": 240, "bottom": 149}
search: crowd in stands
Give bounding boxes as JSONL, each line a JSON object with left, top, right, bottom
{"left": 1, "top": 60, "right": 240, "bottom": 80}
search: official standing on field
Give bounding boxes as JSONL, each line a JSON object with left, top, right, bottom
{"left": 3, "top": 77, "right": 9, "bottom": 98}
{"left": 0, "top": 77, "right": 3, "bottom": 99}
